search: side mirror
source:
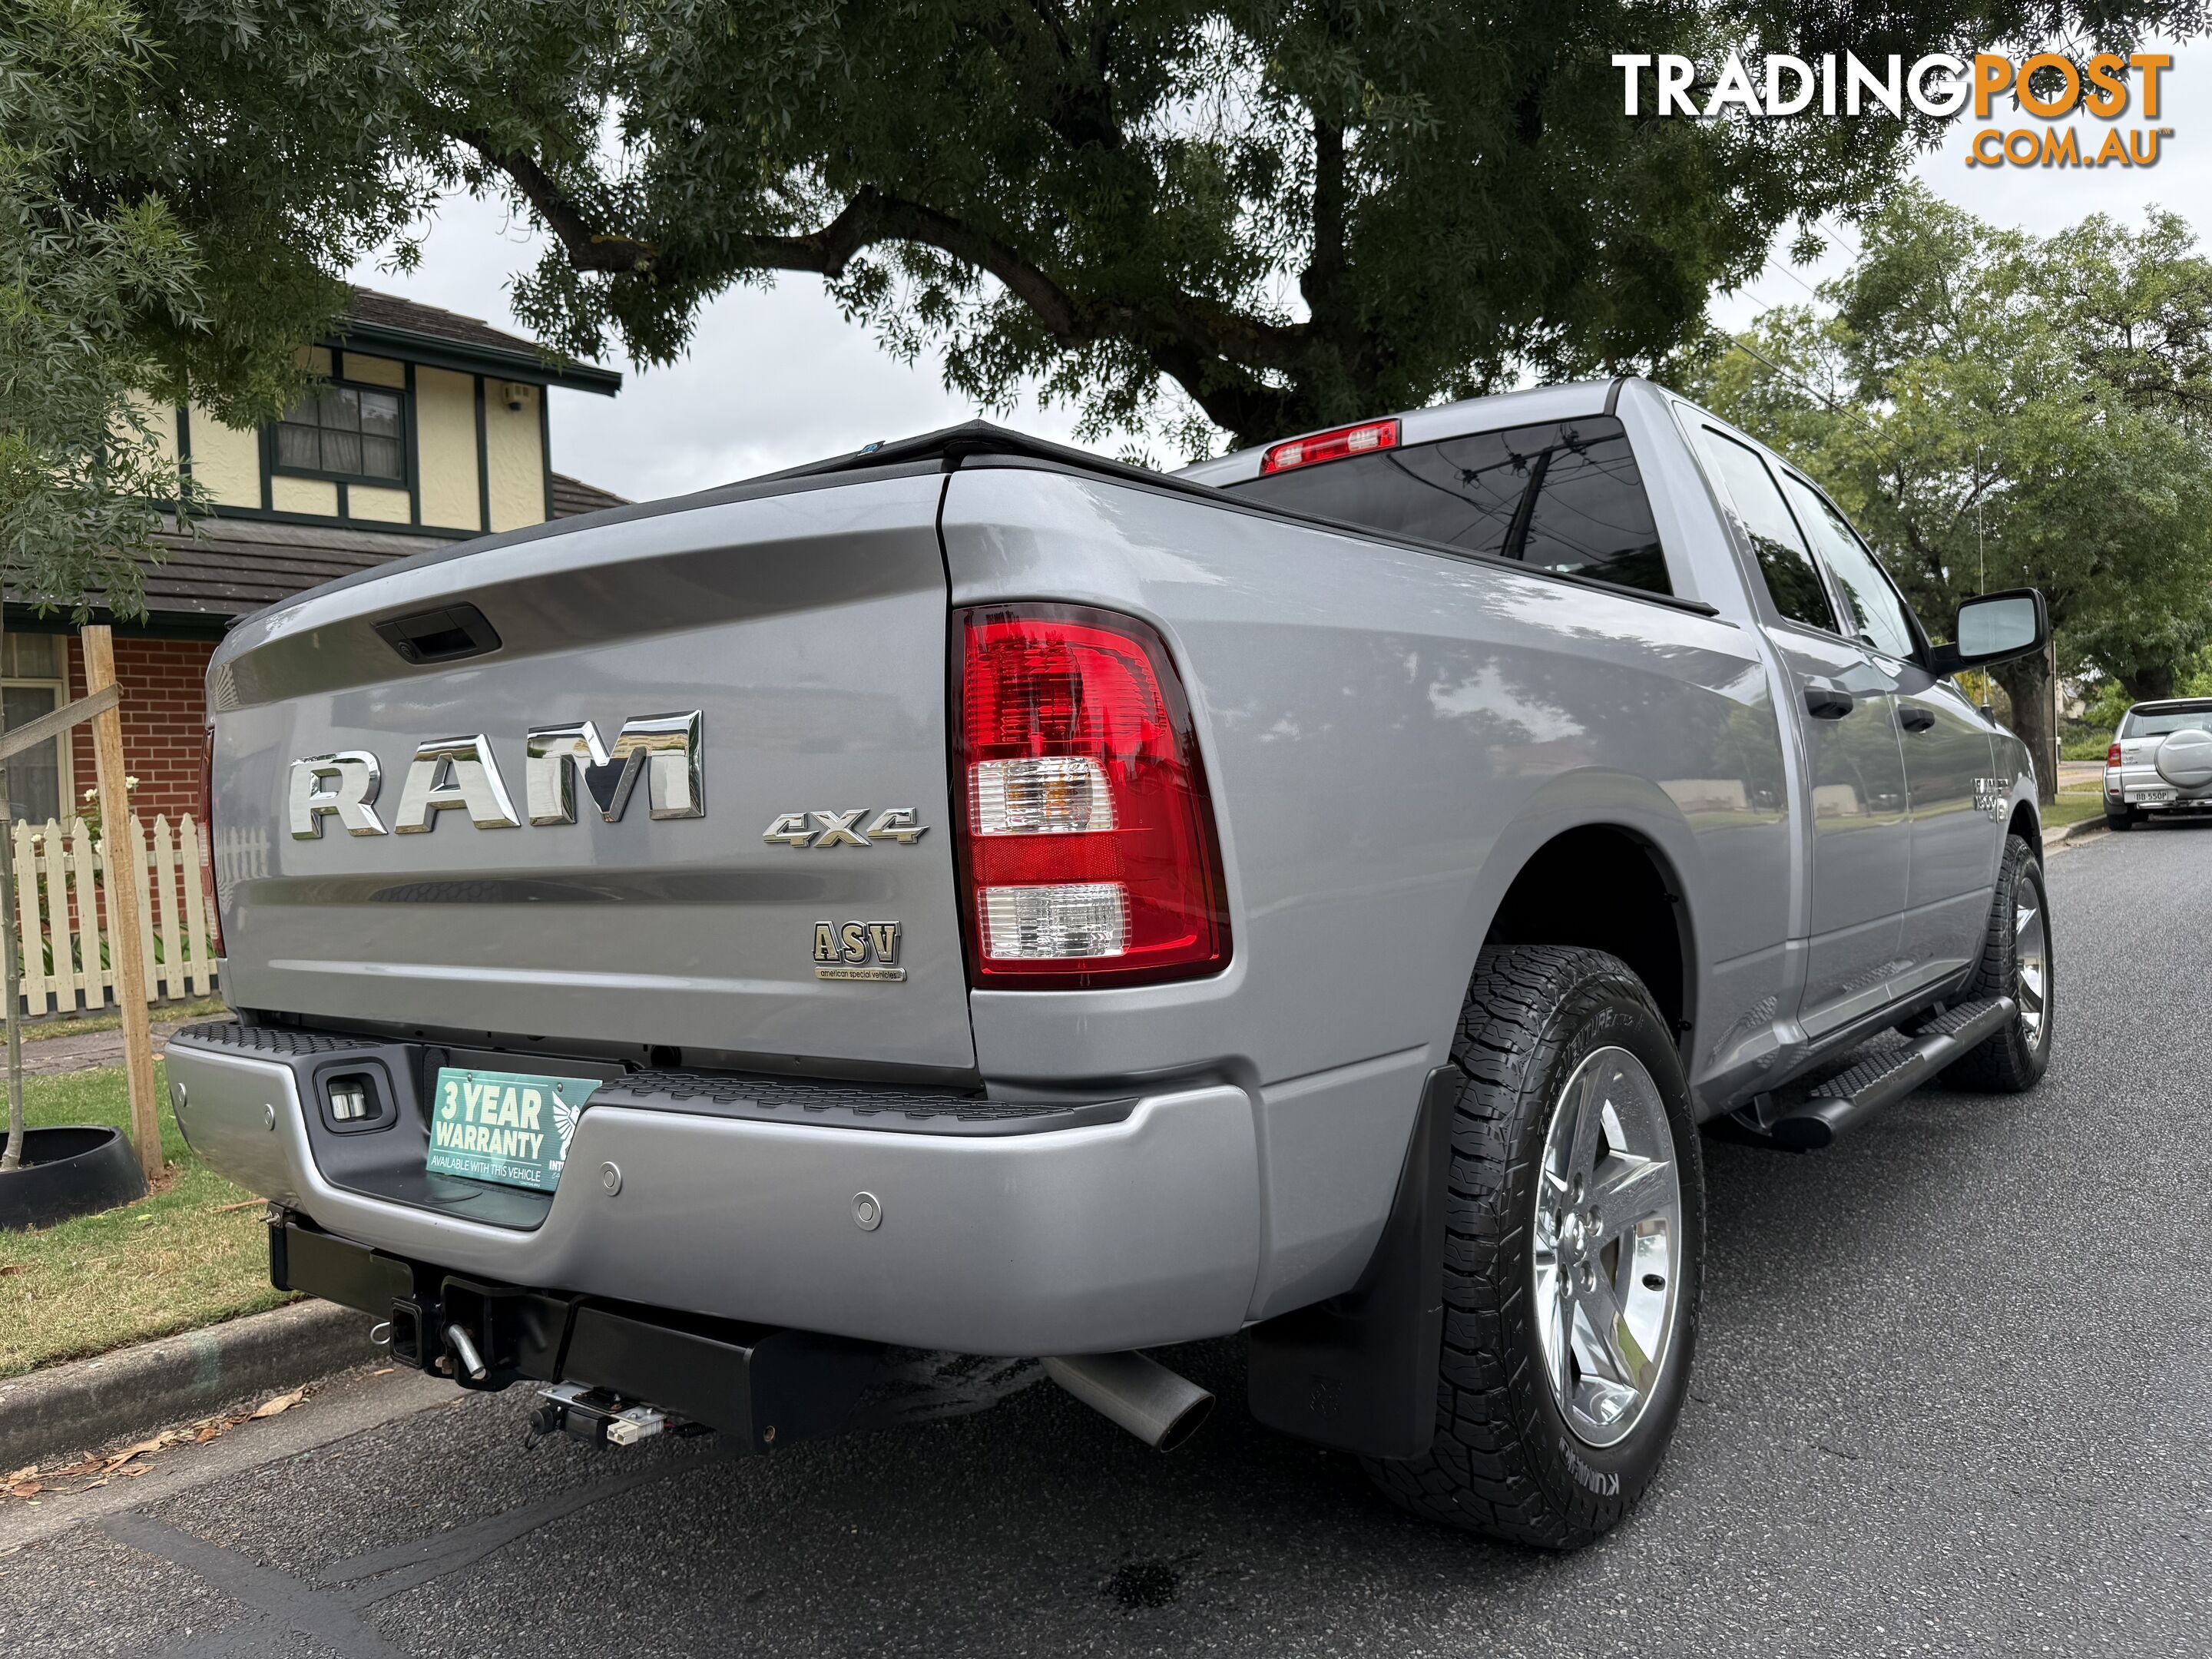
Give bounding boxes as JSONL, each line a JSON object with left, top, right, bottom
{"left": 1929, "top": 588, "right": 2048, "bottom": 674}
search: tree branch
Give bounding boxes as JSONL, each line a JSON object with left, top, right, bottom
{"left": 1301, "top": 114, "right": 1346, "bottom": 329}
{"left": 465, "top": 132, "right": 1306, "bottom": 440}
{"left": 460, "top": 134, "right": 671, "bottom": 278}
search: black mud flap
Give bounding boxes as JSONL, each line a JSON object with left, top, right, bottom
{"left": 1245, "top": 1064, "right": 1455, "bottom": 1461}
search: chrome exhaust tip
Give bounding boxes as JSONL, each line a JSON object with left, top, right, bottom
{"left": 1042, "top": 1351, "right": 1214, "bottom": 1452}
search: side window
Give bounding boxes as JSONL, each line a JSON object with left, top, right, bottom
{"left": 1227, "top": 415, "right": 1671, "bottom": 596}
{"left": 0, "top": 634, "right": 68, "bottom": 825}
{"left": 1779, "top": 475, "right": 1919, "bottom": 661}
{"left": 273, "top": 384, "right": 407, "bottom": 485}
{"left": 1693, "top": 429, "right": 1839, "bottom": 632}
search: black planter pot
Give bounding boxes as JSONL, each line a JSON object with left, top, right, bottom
{"left": 0, "top": 1126, "right": 149, "bottom": 1230}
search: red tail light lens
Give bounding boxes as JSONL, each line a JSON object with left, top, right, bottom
{"left": 1259, "top": 417, "right": 1399, "bottom": 475}
{"left": 2106, "top": 743, "right": 2123, "bottom": 768}
{"left": 955, "top": 604, "right": 1229, "bottom": 988}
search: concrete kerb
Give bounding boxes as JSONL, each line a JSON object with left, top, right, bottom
{"left": 0, "top": 1299, "right": 380, "bottom": 1470}
{"left": 2047, "top": 815, "right": 2109, "bottom": 850}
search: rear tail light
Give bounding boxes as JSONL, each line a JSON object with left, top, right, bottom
{"left": 954, "top": 604, "right": 1230, "bottom": 987}
{"left": 2107, "top": 743, "right": 2123, "bottom": 768}
{"left": 1259, "top": 417, "right": 1399, "bottom": 475}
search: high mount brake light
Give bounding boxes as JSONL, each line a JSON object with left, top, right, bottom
{"left": 1258, "top": 417, "right": 1400, "bottom": 475}
{"left": 954, "top": 604, "right": 1230, "bottom": 988}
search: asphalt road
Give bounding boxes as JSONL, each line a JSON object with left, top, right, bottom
{"left": 5, "top": 821, "right": 2209, "bottom": 1657}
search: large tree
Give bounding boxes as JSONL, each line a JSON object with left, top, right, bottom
{"left": 1689, "top": 186, "right": 2212, "bottom": 798}
{"left": 34, "top": 0, "right": 2210, "bottom": 458}
{"left": 433, "top": 0, "right": 2210, "bottom": 450}
{"left": 1, "top": 0, "right": 200, "bottom": 1169}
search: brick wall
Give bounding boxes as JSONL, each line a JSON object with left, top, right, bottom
{"left": 64, "top": 636, "right": 216, "bottom": 824}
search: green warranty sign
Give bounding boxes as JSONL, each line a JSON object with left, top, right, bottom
{"left": 426, "top": 1067, "right": 598, "bottom": 1193}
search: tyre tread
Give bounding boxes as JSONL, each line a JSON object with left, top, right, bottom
{"left": 1940, "top": 834, "right": 2050, "bottom": 1093}
{"left": 1361, "top": 943, "right": 1697, "bottom": 1548}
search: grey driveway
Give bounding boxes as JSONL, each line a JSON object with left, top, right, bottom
{"left": 4, "top": 821, "right": 2207, "bottom": 1657}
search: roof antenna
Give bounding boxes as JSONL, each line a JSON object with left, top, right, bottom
{"left": 1974, "top": 442, "right": 1993, "bottom": 717}
{"left": 1975, "top": 443, "right": 1985, "bottom": 596}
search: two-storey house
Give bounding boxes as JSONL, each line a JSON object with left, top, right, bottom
{"left": 1, "top": 290, "right": 624, "bottom": 829}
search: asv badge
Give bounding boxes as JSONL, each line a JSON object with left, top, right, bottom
{"left": 814, "top": 921, "right": 904, "bottom": 982}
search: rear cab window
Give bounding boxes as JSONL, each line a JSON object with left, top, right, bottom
{"left": 2124, "top": 704, "right": 2212, "bottom": 737}
{"left": 1226, "top": 415, "right": 1674, "bottom": 598}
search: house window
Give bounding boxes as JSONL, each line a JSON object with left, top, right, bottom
{"left": 273, "top": 384, "right": 406, "bottom": 484}
{"left": 0, "top": 634, "right": 69, "bottom": 827}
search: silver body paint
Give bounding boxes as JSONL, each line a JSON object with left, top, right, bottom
{"left": 171, "top": 379, "right": 2037, "bottom": 1354}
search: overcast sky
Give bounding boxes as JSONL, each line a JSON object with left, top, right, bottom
{"left": 350, "top": 38, "right": 2212, "bottom": 503}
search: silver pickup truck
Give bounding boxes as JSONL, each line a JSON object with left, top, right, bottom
{"left": 169, "top": 376, "right": 2054, "bottom": 1548}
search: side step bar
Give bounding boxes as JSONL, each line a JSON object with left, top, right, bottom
{"left": 1741, "top": 996, "right": 2017, "bottom": 1151}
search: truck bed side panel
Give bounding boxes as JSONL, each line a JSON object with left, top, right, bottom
{"left": 941, "top": 463, "right": 1793, "bottom": 1313}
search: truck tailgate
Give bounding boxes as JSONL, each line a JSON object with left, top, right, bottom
{"left": 208, "top": 469, "right": 974, "bottom": 1071}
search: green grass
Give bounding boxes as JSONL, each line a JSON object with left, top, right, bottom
{"left": 2045, "top": 790, "right": 2108, "bottom": 831}
{"left": 16, "top": 996, "right": 229, "bottom": 1045}
{"left": 0, "top": 1062, "right": 290, "bottom": 1378}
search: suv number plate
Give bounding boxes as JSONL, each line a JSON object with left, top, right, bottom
{"left": 426, "top": 1067, "right": 598, "bottom": 1193}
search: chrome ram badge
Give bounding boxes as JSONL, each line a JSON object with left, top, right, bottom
{"left": 290, "top": 712, "right": 704, "bottom": 839}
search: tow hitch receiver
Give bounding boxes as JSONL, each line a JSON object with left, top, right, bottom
{"left": 271, "top": 1217, "right": 890, "bottom": 1453}
{"left": 531, "top": 1382, "right": 674, "bottom": 1446}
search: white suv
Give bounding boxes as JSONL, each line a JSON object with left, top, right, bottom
{"left": 2105, "top": 698, "right": 2212, "bottom": 829}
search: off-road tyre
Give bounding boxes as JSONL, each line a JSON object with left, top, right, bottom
{"left": 2104, "top": 806, "right": 2136, "bottom": 832}
{"left": 1941, "top": 835, "right": 2053, "bottom": 1093}
{"left": 1361, "top": 945, "right": 1704, "bottom": 1548}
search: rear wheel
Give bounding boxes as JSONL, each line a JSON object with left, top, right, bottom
{"left": 1362, "top": 945, "right": 1703, "bottom": 1548}
{"left": 2104, "top": 805, "right": 2136, "bottom": 831}
{"left": 1942, "top": 834, "right": 2053, "bottom": 1092}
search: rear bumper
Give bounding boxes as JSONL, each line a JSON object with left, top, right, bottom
{"left": 2104, "top": 767, "right": 2212, "bottom": 809}
{"left": 165, "top": 1027, "right": 1262, "bottom": 1356}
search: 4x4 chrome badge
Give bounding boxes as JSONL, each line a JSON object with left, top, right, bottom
{"left": 289, "top": 712, "right": 704, "bottom": 839}
{"left": 814, "top": 921, "right": 903, "bottom": 982}
{"left": 763, "top": 809, "right": 926, "bottom": 849}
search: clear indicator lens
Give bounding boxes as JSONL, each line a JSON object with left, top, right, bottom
{"left": 979, "top": 882, "right": 1128, "bottom": 959}
{"left": 971, "top": 757, "right": 1115, "bottom": 835}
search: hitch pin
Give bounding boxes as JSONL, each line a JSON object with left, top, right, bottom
{"left": 445, "top": 1323, "right": 489, "bottom": 1382}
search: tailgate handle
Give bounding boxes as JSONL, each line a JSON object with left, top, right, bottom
{"left": 373, "top": 603, "right": 503, "bottom": 666}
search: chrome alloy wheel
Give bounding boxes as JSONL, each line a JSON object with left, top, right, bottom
{"left": 1532, "top": 1046, "right": 1684, "bottom": 1449}
{"left": 2015, "top": 884, "right": 2050, "bottom": 1046}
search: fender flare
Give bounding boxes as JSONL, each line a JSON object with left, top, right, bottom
{"left": 1440, "top": 767, "right": 1707, "bottom": 1044}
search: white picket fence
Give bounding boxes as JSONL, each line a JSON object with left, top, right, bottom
{"left": 8, "top": 815, "right": 217, "bottom": 1018}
